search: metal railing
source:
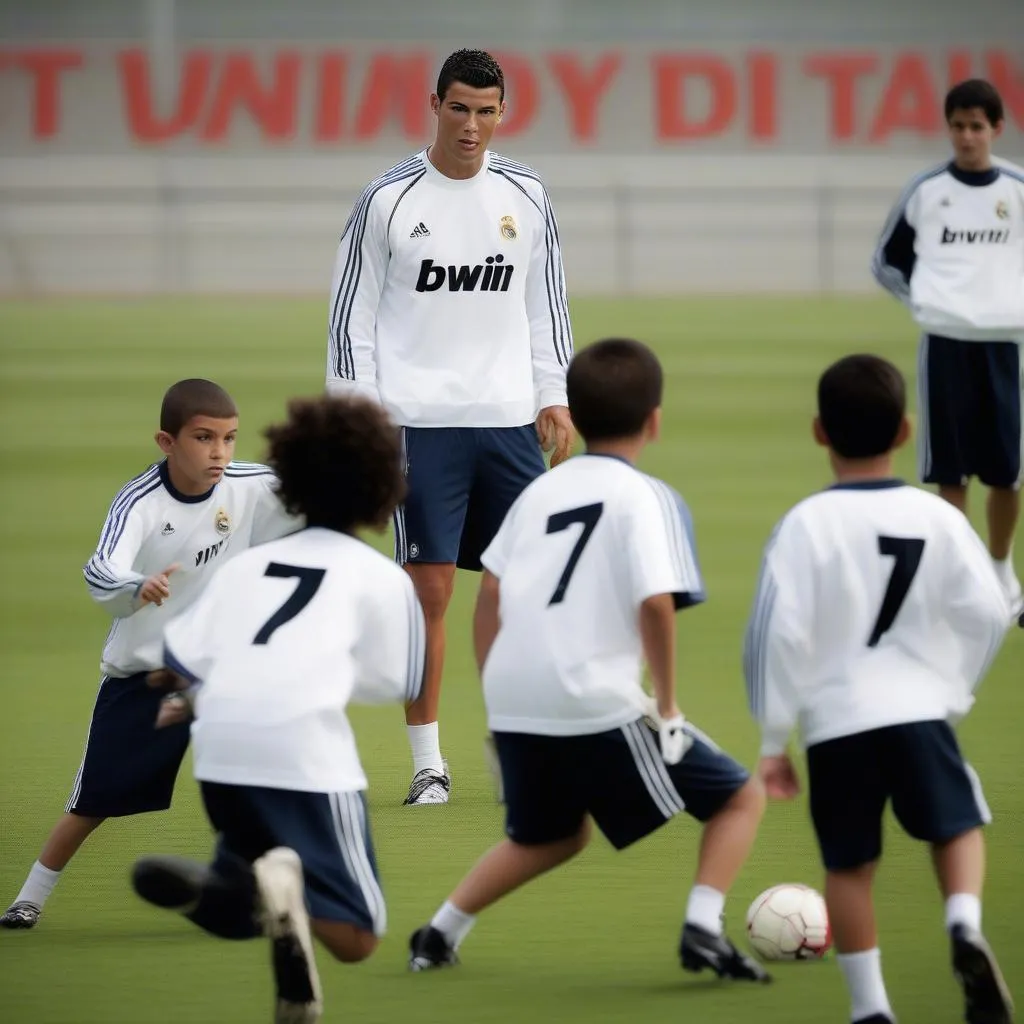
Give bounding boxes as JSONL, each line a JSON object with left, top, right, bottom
{"left": 0, "top": 180, "right": 894, "bottom": 296}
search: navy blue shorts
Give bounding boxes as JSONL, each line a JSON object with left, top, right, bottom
{"left": 493, "top": 718, "right": 750, "bottom": 850}
{"left": 201, "top": 782, "right": 386, "bottom": 935}
{"left": 66, "top": 673, "right": 191, "bottom": 817}
{"left": 393, "top": 424, "right": 545, "bottom": 571}
{"left": 918, "top": 334, "right": 1022, "bottom": 489}
{"left": 807, "top": 721, "right": 991, "bottom": 871}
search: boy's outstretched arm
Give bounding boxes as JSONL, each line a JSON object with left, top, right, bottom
{"left": 639, "top": 592, "right": 680, "bottom": 719}
{"left": 82, "top": 506, "right": 156, "bottom": 617}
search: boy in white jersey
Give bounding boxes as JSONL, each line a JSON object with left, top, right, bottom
{"left": 325, "top": 48, "right": 575, "bottom": 805}
{"left": 408, "top": 338, "right": 769, "bottom": 983}
{"left": 872, "top": 79, "right": 1024, "bottom": 623}
{"left": 744, "top": 355, "right": 1013, "bottom": 1024}
{"left": 0, "top": 379, "right": 299, "bottom": 931}
{"left": 130, "top": 395, "right": 424, "bottom": 1024}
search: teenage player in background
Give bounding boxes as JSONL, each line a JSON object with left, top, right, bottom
{"left": 745, "top": 355, "right": 1013, "bottom": 1024}
{"left": 408, "top": 338, "right": 769, "bottom": 984}
{"left": 324, "top": 48, "right": 575, "bottom": 805}
{"left": 872, "top": 79, "right": 1024, "bottom": 624}
{"left": 132, "top": 395, "right": 424, "bottom": 1024}
{"left": 0, "top": 379, "right": 301, "bottom": 931}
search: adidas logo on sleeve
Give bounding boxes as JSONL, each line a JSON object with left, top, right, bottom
{"left": 410, "top": 222, "right": 430, "bottom": 238}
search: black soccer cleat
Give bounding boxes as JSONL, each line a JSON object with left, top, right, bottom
{"left": 132, "top": 855, "right": 211, "bottom": 912}
{"left": 680, "top": 922, "right": 771, "bottom": 982}
{"left": 852, "top": 1016, "right": 896, "bottom": 1024}
{"left": 408, "top": 925, "right": 459, "bottom": 972}
{"left": 0, "top": 901, "right": 41, "bottom": 930}
{"left": 951, "top": 923, "right": 1014, "bottom": 1024}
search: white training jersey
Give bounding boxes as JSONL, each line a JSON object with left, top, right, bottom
{"left": 872, "top": 158, "right": 1024, "bottom": 341}
{"left": 163, "top": 528, "right": 425, "bottom": 794}
{"left": 325, "top": 149, "right": 573, "bottom": 428}
{"left": 83, "top": 460, "right": 301, "bottom": 678}
{"left": 743, "top": 480, "right": 1010, "bottom": 756}
{"left": 481, "top": 454, "right": 705, "bottom": 736}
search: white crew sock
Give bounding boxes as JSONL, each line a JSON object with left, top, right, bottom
{"left": 684, "top": 884, "right": 725, "bottom": 936}
{"left": 15, "top": 861, "right": 61, "bottom": 909}
{"left": 430, "top": 900, "right": 476, "bottom": 948}
{"left": 945, "top": 892, "right": 982, "bottom": 933}
{"left": 838, "top": 948, "right": 893, "bottom": 1022}
{"left": 408, "top": 722, "right": 444, "bottom": 775}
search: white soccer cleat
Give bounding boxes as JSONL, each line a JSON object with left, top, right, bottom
{"left": 403, "top": 765, "right": 452, "bottom": 805}
{"left": 0, "top": 901, "right": 41, "bottom": 930}
{"left": 253, "top": 848, "right": 323, "bottom": 1024}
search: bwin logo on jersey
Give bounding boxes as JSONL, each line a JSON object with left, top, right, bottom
{"left": 941, "top": 227, "right": 1010, "bottom": 244}
{"left": 195, "top": 537, "right": 228, "bottom": 567}
{"left": 415, "top": 255, "right": 514, "bottom": 293}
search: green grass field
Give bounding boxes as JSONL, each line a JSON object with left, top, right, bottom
{"left": 0, "top": 297, "right": 1020, "bottom": 1024}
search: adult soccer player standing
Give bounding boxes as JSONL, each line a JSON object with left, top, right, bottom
{"left": 872, "top": 78, "right": 1024, "bottom": 623}
{"left": 745, "top": 355, "right": 1013, "bottom": 1024}
{"left": 325, "top": 48, "right": 575, "bottom": 804}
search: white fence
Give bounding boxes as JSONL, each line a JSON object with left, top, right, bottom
{"left": 0, "top": 154, "right": 1019, "bottom": 296}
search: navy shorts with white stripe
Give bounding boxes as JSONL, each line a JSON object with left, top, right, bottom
{"left": 200, "top": 782, "right": 387, "bottom": 935}
{"left": 492, "top": 720, "right": 749, "bottom": 850}
{"left": 394, "top": 424, "right": 545, "bottom": 573}
{"left": 66, "top": 673, "right": 192, "bottom": 817}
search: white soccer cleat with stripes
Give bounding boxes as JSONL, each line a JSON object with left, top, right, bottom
{"left": 0, "top": 901, "right": 41, "bottom": 930}
{"left": 403, "top": 765, "right": 452, "bottom": 805}
{"left": 253, "top": 848, "right": 323, "bottom": 1024}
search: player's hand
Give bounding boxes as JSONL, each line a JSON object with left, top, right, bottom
{"left": 146, "top": 667, "right": 189, "bottom": 692}
{"left": 657, "top": 710, "right": 691, "bottom": 765}
{"left": 155, "top": 692, "right": 193, "bottom": 729}
{"left": 138, "top": 563, "right": 180, "bottom": 607}
{"left": 758, "top": 754, "right": 801, "bottom": 800}
{"left": 536, "top": 406, "right": 576, "bottom": 467}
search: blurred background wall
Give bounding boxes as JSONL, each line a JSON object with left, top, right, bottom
{"left": 1, "top": 0, "right": 1021, "bottom": 296}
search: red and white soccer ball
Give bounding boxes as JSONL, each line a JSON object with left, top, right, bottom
{"left": 746, "top": 883, "right": 832, "bottom": 961}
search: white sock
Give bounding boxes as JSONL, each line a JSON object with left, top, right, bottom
{"left": 430, "top": 900, "right": 476, "bottom": 949}
{"left": 684, "top": 884, "right": 725, "bottom": 936}
{"left": 408, "top": 722, "right": 444, "bottom": 775}
{"left": 838, "top": 948, "right": 893, "bottom": 1022}
{"left": 945, "top": 892, "right": 982, "bottom": 933}
{"left": 15, "top": 861, "right": 61, "bottom": 909}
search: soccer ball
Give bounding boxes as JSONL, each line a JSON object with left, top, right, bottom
{"left": 745, "top": 883, "right": 831, "bottom": 961}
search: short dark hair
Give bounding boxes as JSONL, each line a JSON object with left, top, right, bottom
{"left": 566, "top": 338, "right": 663, "bottom": 442}
{"left": 945, "top": 79, "right": 1003, "bottom": 125}
{"left": 436, "top": 48, "right": 504, "bottom": 102}
{"left": 160, "top": 379, "right": 238, "bottom": 435}
{"left": 264, "top": 395, "right": 405, "bottom": 534}
{"left": 817, "top": 355, "right": 905, "bottom": 459}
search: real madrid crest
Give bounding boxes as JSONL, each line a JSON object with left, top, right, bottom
{"left": 499, "top": 215, "right": 518, "bottom": 241}
{"left": 995, "top": 200, "right": 1009, "bottom": 220}
{"left": 215, "top": 507, "right": 231, "bottom": 535}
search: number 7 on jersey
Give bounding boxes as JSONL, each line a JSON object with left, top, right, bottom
{"left": 253, "top": 563, "right": 327, "bottom": 644}
{"left": 868, "top": 536, "right": 926, "bottom": 647}
{"left": 545, "top": 503, "right": 604, "bottom": 605}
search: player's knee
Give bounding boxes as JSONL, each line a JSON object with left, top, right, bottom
{"left": 406, "top": 565, "right": 456, "bottom": 621}
{"left": 729, "top": 776, "right": 766, "bottom": 820}
{"left": 314, "top": 921, "right": 379, "bottom": 962}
